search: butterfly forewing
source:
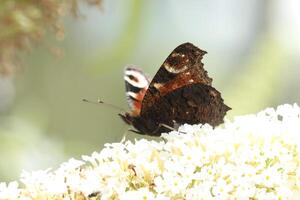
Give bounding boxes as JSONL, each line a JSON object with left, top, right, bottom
{"left": 124, "top": 66, "right": 150, "bottom": 116}
{"left": 141, "top": 43, "right": 213, "bottom": 114}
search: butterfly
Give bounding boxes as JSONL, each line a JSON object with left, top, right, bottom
{"left": 119, "top": 42, "right": 231, "bottom": 136}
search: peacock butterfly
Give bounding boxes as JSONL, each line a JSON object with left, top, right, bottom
{"left": 119, "top": 42, "right": 231, "bottom": 136}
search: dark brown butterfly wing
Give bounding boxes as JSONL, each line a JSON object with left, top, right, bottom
{"left": 122, "top": 42, "right": 230, "bottom": 136}
{"left": 137, "top": 83, "right": 231, "bottom": 135}
{"left": 141, "top": 43, "right": 213, "bottom": 114}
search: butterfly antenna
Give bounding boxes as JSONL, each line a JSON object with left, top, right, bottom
{"left": 82, "top": 98, "right": 126, "bottom": 112}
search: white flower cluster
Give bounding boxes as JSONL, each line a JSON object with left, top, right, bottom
{"left": 1, "top": 104, "right": 300, "bottom": 200}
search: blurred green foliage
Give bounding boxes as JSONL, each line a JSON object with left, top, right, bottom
{"left": 0, "top": 0, "right": 101, "bottom": 75}
{"left": 225, "top": 37, "right": 289, "bottom": 116}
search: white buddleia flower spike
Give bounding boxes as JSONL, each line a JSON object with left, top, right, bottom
{"left": 1, "top": 104, "right": 300, "bottom": 199}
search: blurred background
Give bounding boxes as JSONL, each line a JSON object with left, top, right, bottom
{"left": 0, "top": 0, "right": 300, "bottom": 181}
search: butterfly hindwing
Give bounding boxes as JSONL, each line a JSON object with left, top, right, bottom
{"left": 138, "top": 83, "right": 231, "bottom": 134}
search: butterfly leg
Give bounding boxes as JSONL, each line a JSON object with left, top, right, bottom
{"left": 158, "top": 123, "right": 177, "bottom": 131}
{"left": 155, "top": 123, "right": 187, "bottom": 134}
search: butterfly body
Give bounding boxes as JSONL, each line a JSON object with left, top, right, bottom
{"left": 120, "top": 42, "right": 230, "bottom": 136}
